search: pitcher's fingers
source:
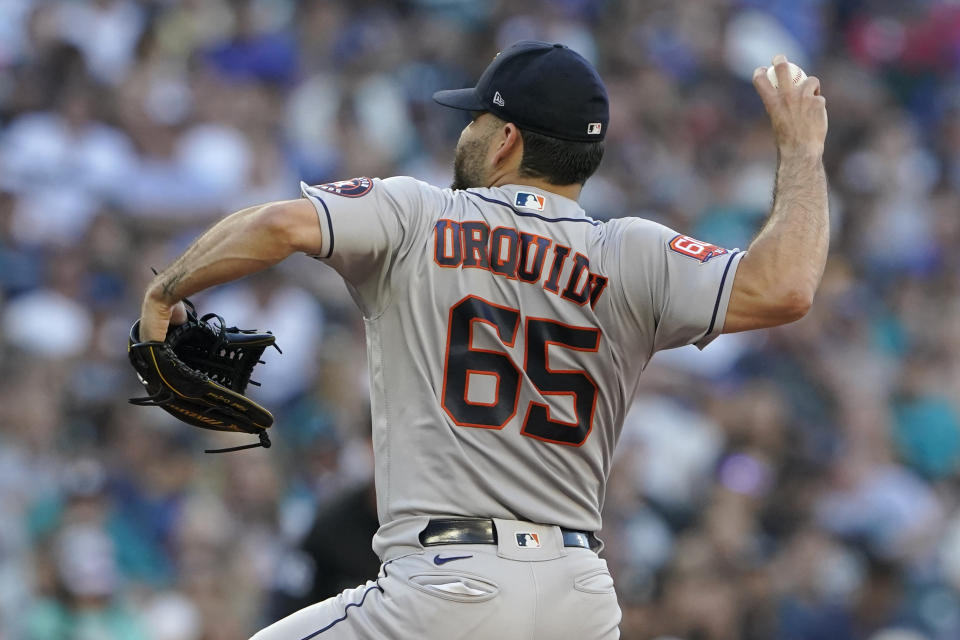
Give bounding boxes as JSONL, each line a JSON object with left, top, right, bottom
{"left": 753, "top": 66, "right": 777, "bottom": 106}
{"left": 139, "top": 315, "right": 170, "bottom": 343}
{"left": 772, "top": 54, "right": 792, "bottom": 92}
{"left": 170, "top": 301, "right": 188, "bottom": 325}
{"left": 801, "top": 76, "right": 821, "bottom": 97}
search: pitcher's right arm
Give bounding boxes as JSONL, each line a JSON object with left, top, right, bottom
{"left": 723, "top": 54, "right": 829, "bottom": 333}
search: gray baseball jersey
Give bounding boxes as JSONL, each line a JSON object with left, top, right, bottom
{"left": 299, "top": 176, "right": 743, "bottom": 559}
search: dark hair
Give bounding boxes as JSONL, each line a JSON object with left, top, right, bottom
{"left": 517, "top": 128, "right": 604, "bottom": 186}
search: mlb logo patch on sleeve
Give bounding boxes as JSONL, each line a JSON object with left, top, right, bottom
{"left": 516, "top": 532, "right": 541, "bottom": 548}
{"left": 515, "top": 192, "right": 545, "bottom": 211}
{"left": 668, "top": 235, "right": 729, "bottom": 263}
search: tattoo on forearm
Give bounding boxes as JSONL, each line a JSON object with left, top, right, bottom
{"left": 161, "top": 270, "right": 185, "bottom": 299}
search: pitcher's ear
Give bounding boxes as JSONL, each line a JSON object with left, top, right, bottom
{"left": 491, "top": 123, "right": 522, "bottom": 168}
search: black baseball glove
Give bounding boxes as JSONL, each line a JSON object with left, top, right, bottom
{"left": 128, "top": 300, "right": 281, "bottom": 453}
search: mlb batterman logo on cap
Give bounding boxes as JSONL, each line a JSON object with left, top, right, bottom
{"left": 433, "top": 41, "right": 609, "bottom": 142}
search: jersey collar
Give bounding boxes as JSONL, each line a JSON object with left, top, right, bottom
{"left": 471, "top": 185, "right": 592, "bottom": 221}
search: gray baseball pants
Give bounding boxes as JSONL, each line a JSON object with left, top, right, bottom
{"left": 251, "top": 519, "right": 621, "bottom": 639}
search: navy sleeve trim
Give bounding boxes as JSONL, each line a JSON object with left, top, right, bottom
{"left": 464, "top": 191, "right": 600, "bottom": 226}
{"left": 315, "top": 195, "right": 335, "bottom": 259}
{"left": 705, "top": 250, "right": 740, "bottom": 336}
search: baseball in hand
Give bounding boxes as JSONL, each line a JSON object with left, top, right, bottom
{"left": 766, "top": 62, "right": 807, "bottom": 89}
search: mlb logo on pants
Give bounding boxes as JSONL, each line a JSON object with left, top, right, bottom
{"left": 516, "top": 532, "right": 541, "bottom": 548}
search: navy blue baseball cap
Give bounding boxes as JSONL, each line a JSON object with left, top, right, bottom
{"left": 433, "top": 41, "right": 609, "bottom": 142}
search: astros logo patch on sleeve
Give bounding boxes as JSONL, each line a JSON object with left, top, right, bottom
{"left": 315, "top": 177, "right": 374, "bottom": 198}
{"left": 668, "top": 234, "right": 729, "bottom": 263}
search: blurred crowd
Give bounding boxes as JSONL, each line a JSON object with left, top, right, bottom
{"left": 2, "top": 0, "right": 960, "bottom": 638}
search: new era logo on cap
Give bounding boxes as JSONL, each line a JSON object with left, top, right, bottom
{"left": 587, "top": 122, "right": 602, "bottom": 135}
{"left": 515, "top": 192, "right": 545, "bottom": 211}
{"left": 516, "top": 532, "right": 541, "bottom": 548}
{"left": 493, "top": 91, "right": 505, "bottom": 107}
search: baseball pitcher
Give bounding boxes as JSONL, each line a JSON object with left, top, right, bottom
{"left": 137, "top": 42, "right": 828, "bottom": 639}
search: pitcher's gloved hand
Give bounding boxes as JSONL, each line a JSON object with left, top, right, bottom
{"left": 128, "top": 299, "right": 281, "bottom": 453}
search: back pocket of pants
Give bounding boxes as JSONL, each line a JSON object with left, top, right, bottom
{"left": 574, "top": 568, "right": 616, "bottom": 594}
{"left": 407, "top": 572, "right": 500, "bottom": 603}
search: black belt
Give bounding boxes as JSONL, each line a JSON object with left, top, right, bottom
{"left": 420, "top": 518, "right": 600, "bottom": 552}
